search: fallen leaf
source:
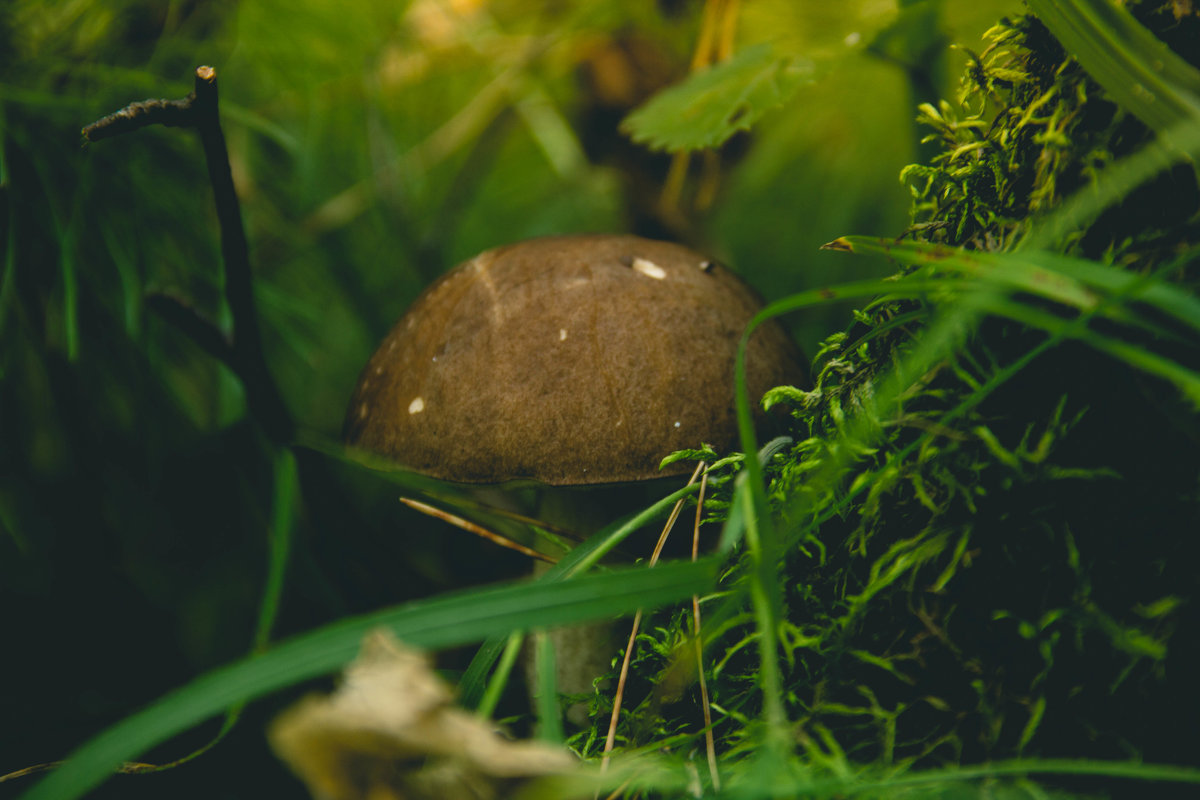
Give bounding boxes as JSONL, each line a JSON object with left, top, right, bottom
{"left": 270, "top": 630, "right": 577, "bottom": 800}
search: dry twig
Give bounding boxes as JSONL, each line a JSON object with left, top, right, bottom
{"left": 601, "top": 462, "right": 705, "bottom": 777}
{"left": 84, "top": 66, "right": 293, "bottom": 444}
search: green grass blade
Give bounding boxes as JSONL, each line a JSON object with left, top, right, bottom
{"left": 130, "top": 446, "right": 303, "bottom": 774}
{"left": 19, "top": 558, "right": 718, "bottom": 800}
{"left": 59, "top": 224, "right": 79, "bottom": 362}
{"left": 548, "top": 483, "right": 702, "bottom": 579}
{"left": 455, "top": 482, "right": 702, "bottom": 709}
{"left": 835, "top": 236, "right": 1200, "bottom": 340}
{"left": 471, "top": 632, "right": 523, "bottom": 718}
{"left": 1026, "top": 0, "right": 1200, "bottom": 135}
{"left": 833, "top": 237, "right": 1101, "bottom": 309}
{"left": 801, "top": 242, "right": 1200, "bottom": 565}
{"left": 717, "top": 477, "right": 750, "bottom": 555}
{"left": 296, "top": 438, "right": 467, "bottom": 494}
{"left": 302, "top": 437, "right": 702, "bottom": 567}
{"left": 219, "top": 102, "right": 302, "bottom": 154}
{"left": 580, "top": 751, "right": 1200, "bottom": 798}
{"left": 980, "top": 295, "right": 1200, "bottom": 407}
{"left": 0, "top": 204, "right": 15, "bottom": 372}
{"left": 254, "top": 448, "right": 298, "bottom": 651}
{"left": 828, "top": 236, "right": 1200, "bottom": 406}
{"left": 0, "top": 99, "right": 7, "bottom": 186}
{"left": 816, "top": 757, "right": 1200, "bottom": 795}
{"left": 459, "top": 634, "right": 512, "bottom": 712}
{"left": 1031, "top": 248, "right": 1200, "bottom": 334}
{"left": 1019, "top": 120, "right": 1200, "bottom": 252}
{"left": 99, "top": 224, "right": 142, "bottom": 337}
{"left": 532, "top": 630, "right": 563, "bottom": 743}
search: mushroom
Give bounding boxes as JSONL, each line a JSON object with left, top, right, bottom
{"left": 344, "top": 233, "right": 802, "bottom": 486}
{"left": 343, "top": 233, "right": 804, "bottom": 720}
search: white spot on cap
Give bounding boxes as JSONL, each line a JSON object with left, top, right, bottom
{"left": 374, "top": 366, "right": 383, "bottom": 376}
{"left": 632, "top": 257, "right": 666, "bottom": 280}
{"left": 358, "top": 403, "right": 368, "bottom": 419}
{"left": 674, "top": 421, "right": 681, "bottom": 428}
{"left": 408, "top": 397, "right": 426, "bottom": 414}
{"left": 559, "top": 329, "right": 568, "bottom": 341}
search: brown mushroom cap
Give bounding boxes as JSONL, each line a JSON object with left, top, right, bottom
{"left": 344, "top": 234, "right": 803, "bottom": 486}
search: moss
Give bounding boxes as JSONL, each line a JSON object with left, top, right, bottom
{"left": 582, "top": 1, "right": 1200, "bottom": 786}
{"left": 902, "top": 10, "right": 1200, "bottom": 259}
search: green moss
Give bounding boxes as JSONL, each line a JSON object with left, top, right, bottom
{"left": 902, "top": 9, "right": 1200, "bottom": 258}
{"left": 583, "top": 1, "right": 1200, "bottom": 786}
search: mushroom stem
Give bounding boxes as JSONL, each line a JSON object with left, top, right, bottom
{"left": 525, "top": 487, "right": 631, "bottom": 727}
{"left": 527, "top": 479, "right": 694, "bottom": 728}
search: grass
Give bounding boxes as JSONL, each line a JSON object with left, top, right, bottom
{"left": 4, "top": 1, "right": 1200, "bottom": 798}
